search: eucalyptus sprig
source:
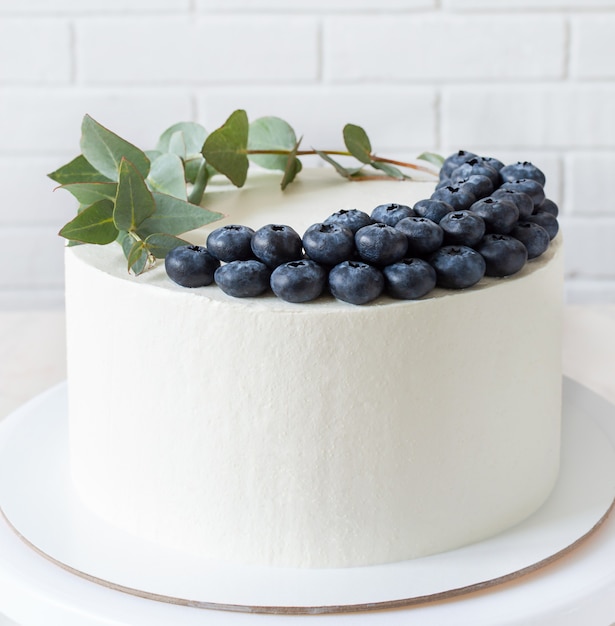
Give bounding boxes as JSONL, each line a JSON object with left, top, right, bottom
{"left": 51, "top": 111, "right": 442, "bottom": 275}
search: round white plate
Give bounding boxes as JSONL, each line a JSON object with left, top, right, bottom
{"left": 0, "top": 379, "right": 614, "bottom": 615}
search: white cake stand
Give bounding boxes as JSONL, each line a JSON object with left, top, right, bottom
{"left": 1, "top": 378, "right": 615, "bottom": 625}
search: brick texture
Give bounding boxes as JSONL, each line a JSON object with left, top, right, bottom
{"left": 1, "top": 3, "right": 614, "bottom": 305}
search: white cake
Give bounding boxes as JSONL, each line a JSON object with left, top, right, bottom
{"left": 64, "top": 168, "right": 563, "bottom": 568}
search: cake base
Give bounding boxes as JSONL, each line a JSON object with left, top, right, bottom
{"left": 0, "top": 379, "right": 614, "bottom": 615}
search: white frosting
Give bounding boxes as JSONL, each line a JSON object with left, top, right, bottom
{"left": 65, "top": 169, "right": 563, "bottom": 568}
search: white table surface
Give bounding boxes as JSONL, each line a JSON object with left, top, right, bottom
{"left": 1, "top": 305, "right": 615, "bottom": 626}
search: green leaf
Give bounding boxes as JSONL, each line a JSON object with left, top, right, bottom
{"left": 417, "top": 151, "right": 445, "bottom": 168}
{"left": 168, "top": 131, "right": 186, "bottom": 158}
{"left": 48, "top": 155, "right": 113, "bottom": 184}
{"left": 184, "top": 157, "right": 203, "bottom": 184}
{"left": 145, "top": 150, "right": 163, "bottom": 162}
{"left": 138, "top": 192, "right": 223, "bottom": 237}
{"left": 58, "top": 182, "right": 118, "bottom": 205}
{"left": 157, "top": 122, "right": 208, "bottom": 155}
{"left": 314, "top": 150, "right": 363, "bottom": 179}
{"left": 113, "top": 158, "right": 156, "bottom": 232}
{"left": 144, "top": 233, "right": 189, "bottom": 259}
{"left": 343, "top": 124, "right": 372, "bottom": 164}
{"left": 202, "top": 109, "right": 249, "bottom": 187}
{"left": 147, "top": 153, "right": 187, "bottom": 200}
{"left": 127, "top": 240, "right": 148, "bottom": 275}
{"left": 280, "top": 136, "right": 303, "bottom": 190}
{"left": 370, "top": 161, "right": 405, "bottom": 180}
{"left": 187, "top": 160, "right": 210, "bottom": 205}
{"left": 248, "top": 116, "right": 297, "bottom": 171}
{"left": 80, "top": 114, "right": 150, "bottom": 181}
{"left": 58, "top": 199, "right": 118, "bottom": 244}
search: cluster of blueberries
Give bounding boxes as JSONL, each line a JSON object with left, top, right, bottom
{"left": 164, "top": 150, "right": 559, "bottom": 305}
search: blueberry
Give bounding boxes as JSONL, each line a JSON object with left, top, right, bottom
{"left": 355, "top": 223, "right": 408, "bottom": 266}
{"left": 383, "top": 258, "right": 437, "bottom": 300}
{"left": 303, "top": 222, "right": 355, "bottom": 266}
{"left": 499, "top": 179, "right": 545, "bottom": 208}
{"left": 270, "top": 260, "right": 327, "bottom": 303}
{"left": 449, "top": 158, "right": 500, "bottom": 186}
{"left": 329, "top": 261, "right": 385, "bottom": 305}
{"left": 476, "top": 234, "right": 528, "bottom": 277}
{"left": 323, "top": 208, "right": 373, "bottom": 234}
{"left": 206, "top": 224, "right": 255, "bottom": 262}
{"left": 479, "top": 156, "right": 505, "bottom": 172}
{"left": 526, "top": 211, "right": 559, "bottom": 240}
{"left": 500, "top": 161, "right": 546, "bottom": 187}
{"left": 455, "top": 174, "right": 494, "bottom": 200}
{"left": 431, "top": 185, "right": 477, "bottom": 211}
{"left": 429, "top": 246, "right": 486, "bottom": 289}
{"left": 214, "top": 260, "right": 271, "bottom": 298}
{"left": 535, "top": 198, "right": 559, "bottom": 218}
{"left": 440, "top": 150, "right": 478, "bottom": 180}
{"left": 469, "top": 197, "right": 519, "bottom": 234}
{"left": 439, "top": 210, "right": 486, "bottom": 247}
{"left": 251, "top": 224, "right": 303, "bottom": 268}
{"left": 395, "top": 217, "right": 444, "bottom": 257}
{"left": 370, "top": 203, "right": 415, "bottom": 226}
{"left": 510, "top": 222, "right": 551, "bottom": 259}
{"left": 165, "top": 245, "right": 220, "bottom": 288}
{"left": 413, "top": 199, "right": 454, "bottom": 223}
{"left": 490, "top": 188, "right": 534, "bottom": 220}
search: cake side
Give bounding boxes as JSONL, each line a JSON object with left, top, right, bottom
{"left": 65, "top": 170, "right": 563, "bottom": 568}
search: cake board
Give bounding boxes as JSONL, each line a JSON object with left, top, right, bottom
{"left": 0, "top": 378, "right": 615, "bottom": 625}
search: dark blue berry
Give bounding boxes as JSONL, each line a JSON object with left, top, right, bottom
{"left": 440, "top": 150, "right": 477, "bottom": 180}
{"left": 431, "top": 185, "right": 477, "bottom": 211}
{"left": 370, "top": 203, "right": 415, "bottom": 226}
{"left": 413, "top": 199, "right": 453, "bottom": 223}
{"left": 323, "top": 208, "right": 373, "bottom": 234}
{"left": 499, "top": 179, "right": 545, "bottom": 208}
{"left": 302, "top": 222, "right": 354, "bottom": 266}
{"left": 479, "top": 156, "right": 505, "bottom": 172}
{"left": 206, "top": 224, "right": 255, "bottom": 262}
{"left": 429, "top": 246, "right": 486, "bottom": 289}
{"left": 329, "top": 261, "right": 384, "bottom": 305}
{"left": 270, "top": 260, "right": 327, "bottom": 303}
{"left": 500, "top": 162, "right": 546, "bottom": 187}
{"left": 526, "top": 211, "right": 559, "bottom": 240}
{"left": 439, "top": 210, "right": 486, "bottom": 247}
{"left": 355, "top": 223, "right": 408, "bottom": 266}
{"left": 535, "top": 198, "right": 559, "bottom": 217}
{"left": 214, "top": 260, "right": 271, "bottom": 298}
{"left": 383, "top": 258, "right": 436, "bottom": 300}
{"left": 455, "top": 174, "right": 494, "bottom": 199}
{"left": 395, "top": 217, "right": 444, "bottom": 257}
{"left": 449, "top": 158, "right": 500, "bottom": 186}
{"left": 490, "top": 188, "right": 533, "bottom": 220}
{"left": 510, "top": 222, "right": 550, "bottom": 259}
{"left": 469, "top": 197, "right": 519, "bottom": 234}
{"left": 476, "top": 234, "right": 528, "bottom": 277}
{"left": 251, "top": 224, "right": 303, "bottom": 268}
{"left": 165, "top": 245, "right": 220, "bottom": 288}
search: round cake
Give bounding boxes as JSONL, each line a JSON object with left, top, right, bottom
{"left": 64, "top": 168, "right": 563, "bottom": 568}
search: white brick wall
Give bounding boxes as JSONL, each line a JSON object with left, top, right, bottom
{"left": 0, "top": 0, "right": 613, "bottom": 307}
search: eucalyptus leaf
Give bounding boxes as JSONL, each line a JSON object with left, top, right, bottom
{"left": 157, "top": 122, "right": 208, "bottom": 155}
{"left": 127, "top": 239, "right": 148, "bottom": 275}
{"left": 168, "top": 131, "right": 186, "bottom": 159}
{"left": 48, "top": 155, "right": 113, "bottom": 184}
{"left": 144, "top": 233, "right": 189, "bottom": 259}
{"left": 370, "top": 161, "right": 405, "bottom": 180}
{"left": 343, "top": 124, "right": 372, "bottom": 164}
{"left": 145, "top": 150, "right": 163, "bottom": 162}
{"left": 314, "top": 150, "right": 364, "bottom": 179}
{"left": 147, "top": 153, "right": 187, "bottom": 200}
{"left": 202, "top": 109, "right": 249, "bottom": 187}
{"left": 59, "top": 182, "right": 118, "bottom": 205}
{"left": 417, "top": 151, "right": 445, "bottom": 168}
{"left": 184, "top": 156, "right": 203, "bottom": 184}
{"left": 248, "top": 116, "right": 297, "bottom": 171}
{"left": 280, "top": 136, "right": 303, "bottom": 190}
{"left": 58, "top": 199, "right": 118, "bottom": 244}
{"left": 138, "top": 192, "right": 223, "bottom": 237}
{"left": 113, "top": 158, "right": 156, "bottom": 232}
{"left": 187, "top": 160, "right": 210, "bottom": 205}
{"left": 81, "top": 115, "right": 150, "bottom": 181}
